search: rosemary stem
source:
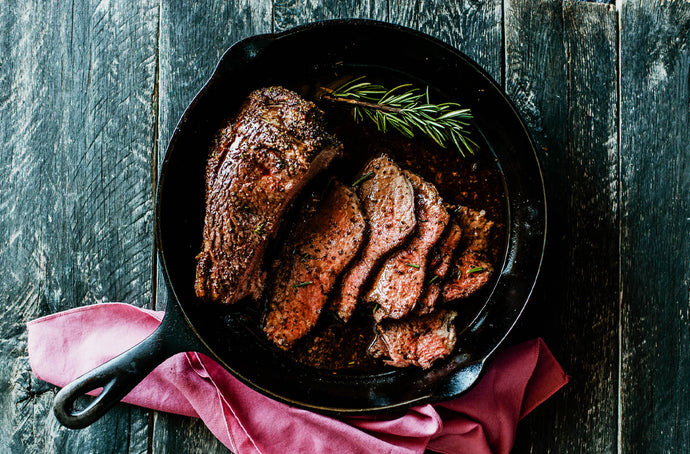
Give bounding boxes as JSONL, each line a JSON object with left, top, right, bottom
{"left": 321, "top": 94, "right": 403, "bottom": 114}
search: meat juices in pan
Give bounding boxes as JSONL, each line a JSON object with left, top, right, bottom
{"left": 263, "top": 181, "right": 366, "bottom": 350}
{"left": 194, "top": 87, "right": 342, "bottom": 305}
{"left": 331, "top": 154, "right": 417, "bottom": 322}
{"left": 367, "top": 171, "right": 449, "bottom": 322}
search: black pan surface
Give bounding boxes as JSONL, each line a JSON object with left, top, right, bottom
{"left": 53, "top": 19, "right": 545, "bottom": 428}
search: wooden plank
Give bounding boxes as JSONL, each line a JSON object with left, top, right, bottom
{"left": 0, "top": 0, "right": 158, "bottom": 452}
{"left": 273, "top": 0, "right": 321, "bottom": 32}
{"left": 619, "top": 1, "right": 690, "bottom": 452}
{"left": 513, "top": 1, "right": 620, "bottom": 453}
{"left": 390, "top": 0, "right": 503, "bottom": 83}
{"left": 502, "top": 0, "right": 568, "bottom": 348}
{"left": 322, "top": 0, "right": 388, "bottom": 21}
{"left": 152, "top": 1, "right": 273, "bottom": 452}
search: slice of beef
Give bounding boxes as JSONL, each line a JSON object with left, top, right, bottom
{"left": 263, "top": 181, "right": 366, "bottom": 350}
{"left": 368, "top": 171, "right": 449, "bottom": 321}
{"left": 195, "top": 87, "right": 342, "bottom": 305}
{"left": 441, "top": 206, "right": 495, "bottom": 301}
{"left": 331, "top": 155, "right": 416, "bottom": 322}
{"left": 456, "top": 206, "right": 494, "bottom": 252}
{"left": 443, "top": 252, "right": 494, "bottom": 301}
{"left": 415, "top": 221, "right": 463, "bottom": 315}
{"left": 369, "top": 309, "right": 458, "bottom": 369}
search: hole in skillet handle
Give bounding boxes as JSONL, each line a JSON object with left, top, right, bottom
{"left": 53, "top": 303, "right": 205, "bottom": 429}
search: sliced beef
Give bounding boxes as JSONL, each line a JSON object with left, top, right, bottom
{"left": 331, "top": 155, "right": 416, "bottom": 322}
{"left": 442, "top": 251, "right": 493, "bottom": 300}
{"left": 263, "top": 181, "right": 366, "bottom": 350}
{"left": 368, "top": 171, "right": 449, "bottom": 321}
{"left": 415, "top": 221, "right": 463, "bottom": 315}
{"left": 369, "top": 309, "right": 458, "bottom": 369}
{"left": 441, "top": 206, "right": 495, "bottom": 301}
{"left": 456, "top": 206, "right": 494, "bottom": 252}
{"left": 195, "top": 87, "right": 342, "bottom": 305}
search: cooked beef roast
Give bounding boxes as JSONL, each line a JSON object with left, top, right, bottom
{"left": 194, "top": 91, "right": 500, "bottom": 368}
{"left": 195, "top": 87, "right": 342, "bottom": 305}
{"left": 456, "top": 206, "right": 494, "bottom": 252}
{"left": 369, "top": 309, "right": 458, "bottom": 369}
{"left": 415, "top": 220, "right": 463, "bottom": 315}
{"left": 442, "top": 207, "right": 495, "bottom": 301}
{"left": 367, "top": 171, "right": 449, "bottom": 321}
{"left": 331, "top": 155, "right": 416, "bottom": 321}
{"left": 442, "top": 251, "right": 494, "bottom": 301}
{"left": 264, "top": 181, "right": 366, "bottom": 350}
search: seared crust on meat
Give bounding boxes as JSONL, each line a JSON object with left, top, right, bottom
{"left": 442, "top": 251, "right": 493, "bottom": 301}
{"left": 195, "top": 87, "right": 342, "bottom": 305}
{"left": 441, "top": 206, "right": 495, "bottom": 301}
{"left": 331, "top": 154, "right": 416, "bottom": 321}
{"left": 368, "top": 171, "right": 449, "bottom": 321}
{"left": 456, "top": 206, "right": 494, "bottom": 253}
{"left": 415, "top": 220, "right": 463, "bottom": 315}
{"left": 369, "top": 309, "right": 458, "bottom": 369}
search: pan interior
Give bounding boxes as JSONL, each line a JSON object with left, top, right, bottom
{"left": 156, "top": 21, "right": 545, "bottom": 413}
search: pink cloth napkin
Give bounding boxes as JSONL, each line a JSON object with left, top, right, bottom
{"left": 27, "top": 303, "right": 568, "bottom": 454}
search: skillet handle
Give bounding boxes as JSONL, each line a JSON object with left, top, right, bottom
{"left": 436, "top": 360, "right": 485, "bottom": 400}
{"left": 53, "top": 304, "right": 202, "bottom": 429}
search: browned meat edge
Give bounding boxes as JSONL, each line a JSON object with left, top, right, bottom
{"left": 369, "top": 309, "right": 458, "bottom": 369}
{"left": 442, "top": 251, "right": 494, "bottom": 301}
{"left": 368, "top": 171, "right": 449, "bottom": 321}
{"left": 415, "top": 220, "right": 463, "bottom": 315}
{"left": 331, "top": 154, "right": 416, "bottom": 321}
{"left": 442, "top": 207, "right": 495, "bottom": 301}
{"left": 194, "top": 87, "right": 342, "bottom": 305}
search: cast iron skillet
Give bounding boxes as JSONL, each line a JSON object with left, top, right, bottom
{"left": 53, "top": 19, "right": 546, "bottom": 429}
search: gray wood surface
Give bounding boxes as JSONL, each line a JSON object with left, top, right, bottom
{"left": 619, "top": 1, "right": 690, "bottom": 452}
{"left": 0, "top": 1, "right": 158, "bottom": 452}
{"left": 509, "top": 1, "right": 620, "bottom": 452}
{"left": 1, "top": 0, "right": 689, "bottom": 453}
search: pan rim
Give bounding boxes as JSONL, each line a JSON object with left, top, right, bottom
{"left": 154, "top": 18, "right": 547, "bottom": 414}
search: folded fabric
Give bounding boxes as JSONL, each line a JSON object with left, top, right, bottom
{"left": 27, "top": 303, "right": 568, "bottom": 454}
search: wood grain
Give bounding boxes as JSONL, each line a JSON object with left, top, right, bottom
{"left": 502, "top": 0, "right": 570, "bottom": 450}
{"left": 504, "top": 1, "right": 621, "bottom": 452}
{"left": 322, "top": 0, "right": 388, "bottom": 21}
{"left": 0, "top": 0, "right": 158, "bottom": 452}
{"left": 502, "top": 0, "right": 568, "bottom": 347}
{"left": 513, "top": 2, "right": 620, "bottom": 453}
{"left": 273, "top": 0, "right": 321, "bottom": 31}
{"left": 619, "top": 0, "right": 690, "bottom": 452}
{"left": 4, "top": 0, "right": 689, "bottom": 452}
{"left": 390, "top": 0, "right": 503, "bottom": 82}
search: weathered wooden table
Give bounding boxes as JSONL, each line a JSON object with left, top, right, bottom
{"left": 2, "top": 0, "right": 688, "bottom": 452}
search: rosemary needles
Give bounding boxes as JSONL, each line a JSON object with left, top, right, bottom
{"left": 322, "top": 77, "right": 478, "bottom": 156}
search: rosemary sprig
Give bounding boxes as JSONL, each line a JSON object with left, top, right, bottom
{"left": 427, "top": 275, "right": 440, "bottom": 285}
{"left": 292, "top": 281, "right": 313, "bottom": 288}
{"left": 322, "top": 77, "right": 478, "bottom": 157}
{"left": 466, "top": 266, "right": 485, "bottom": 275}
{"left": 352, "top": 171, "right": 374, "bottom": 187}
